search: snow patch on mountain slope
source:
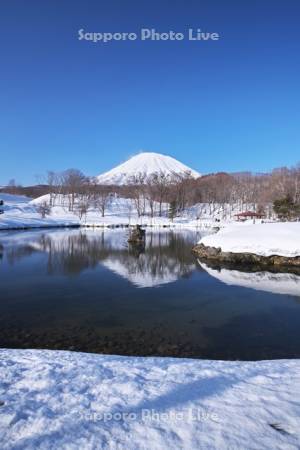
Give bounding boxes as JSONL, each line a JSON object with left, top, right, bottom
{"left": 96, "top": 152, "right": 201, "bottom": 185}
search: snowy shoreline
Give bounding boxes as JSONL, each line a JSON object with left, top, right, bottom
{"left": 0, "top": 193, "right": 223, "bottom": 231}
{"left": 193, "top": 223, "right": 300, "bottom": 270}
{"left": 0, "top": 221, "right": 215, "bottom": 231}
{"left": 1, "top": 348, "right": 300, "bottom": 449}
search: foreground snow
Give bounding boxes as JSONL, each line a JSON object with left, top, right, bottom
{"left": 0, "top": 350, "right": 300, "bottom": 449}
{"left": 200, "top": 222, "right": 300, "bottom": 257}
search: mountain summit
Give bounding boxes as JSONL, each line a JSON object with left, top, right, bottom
{"left": 96, "top": 152, "right": 200, "bottom": 185}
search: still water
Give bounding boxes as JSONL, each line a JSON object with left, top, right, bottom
{"left": 0, "top": 228, "right": 300, "bottom": 360}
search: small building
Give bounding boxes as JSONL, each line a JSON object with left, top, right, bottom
{"left": 234, "top": 211, "right": 265, "bottom": 221}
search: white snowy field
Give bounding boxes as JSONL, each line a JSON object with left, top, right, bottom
{"left": 0, "top": 349, "right": 299, "bottom": 450}
{"left": 0, "top": 194, "right": 78, "bottom": 230}
{"left": 200, "top": 222, "right": 300, "bottom": 258}
{"left": 0, "top": 193, "right": 252, "bottom": 231}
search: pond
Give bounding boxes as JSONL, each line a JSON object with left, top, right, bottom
{"left": 0, "top": 228, "right": 300, "bottom": 360}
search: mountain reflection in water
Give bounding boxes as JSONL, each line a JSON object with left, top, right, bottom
{"left": 2, "top": 229, "right": 199, "bottom": 287}
{"left": 1, "top": 228, "right": 300, "bottom": 360}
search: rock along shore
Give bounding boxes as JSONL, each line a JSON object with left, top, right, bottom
{"left": 192, "top": 242, "right": 300, "bottom": 271}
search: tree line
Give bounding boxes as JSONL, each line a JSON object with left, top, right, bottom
{"left": 2, "top": 163, "right": 300, "bottom": 220}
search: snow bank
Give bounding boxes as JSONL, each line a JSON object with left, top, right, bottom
{"left": 0, "top": 194, "right": 79, "bottom": 230}
{"left": 0, "top": 349, "right": 299, "bottom": 449}
{"left": 0, "top": 193, "right": 31, "bottom": 204}
{"left": 0, "top": 216, "right": 78, "bottom": 230}
{"left": 200, "top": 222, "right": 300, "bottom": 258}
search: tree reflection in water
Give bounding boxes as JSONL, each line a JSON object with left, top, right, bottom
{"left": 2, "top": 229, "right": 201, "bottom": 286}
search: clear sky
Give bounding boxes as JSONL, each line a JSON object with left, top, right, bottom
{"left": 1, "top": 0, "right": 299, "bottom": 185}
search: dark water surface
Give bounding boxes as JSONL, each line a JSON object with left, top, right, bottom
{"left": 0, "top": 228, "right": 300, "bottom": 360}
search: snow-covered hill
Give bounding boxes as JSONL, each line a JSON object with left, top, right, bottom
{"left": 96, "top": 152, "right": 200, "bottom": 185}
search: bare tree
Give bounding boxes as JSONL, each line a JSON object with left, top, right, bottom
{"left": 151, "top": 172, "right": 169, "bottom": 217}
{"left": 129, "top": 172, "right": 147, "bottom": 217}
{"left": 6, "top": 179, "right": 21, "bottom": 195}
{"left": 61, "top": 169, "right": 87, "bottom": 211}
{"left": 73, "top": 196, "right": 91, "bottom": 222}
{"left": 170, "top": 171, "right": 194, "bottom": 212}
{"left": 145, "top": 174, "right": 158, "bottom": 218}
{"left": 93, "top": 185, "right": 113, "bottom": 217}
{"left": 37, "top": 201, "right": 51, "bottom": 218}
{"left": 47, "top": 171, "right": 63, "bottom": 207}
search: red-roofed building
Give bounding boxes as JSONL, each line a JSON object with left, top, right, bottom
{"left": 234, "top": 211, "right": 265, "bottom": 221}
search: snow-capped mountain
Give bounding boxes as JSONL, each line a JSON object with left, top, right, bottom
{"left": 96, "top": 152, "right": 200, "bottom": 185}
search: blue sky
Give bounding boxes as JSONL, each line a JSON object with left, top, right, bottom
{"left": 1, "top": 0, "right": 300, "bottom": 185}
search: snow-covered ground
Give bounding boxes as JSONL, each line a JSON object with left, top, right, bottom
{"left": 200, "top": 222, "right": 300, "bottom": 258}
{"left": 0, "top": 193, "right": 244, "bottom": 231}
{"left": 0, "top": 193, "right": 78, "bottom": 230}
{"left": 0, "top": 349, "right": 299, "bottom": 449}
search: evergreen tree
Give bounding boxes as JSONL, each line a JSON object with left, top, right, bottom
{"left": 168, "top": 200, "right": 178, "bottom": 221}
{"left": 273, "top": 195, "right": 300, "bottom": 220}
